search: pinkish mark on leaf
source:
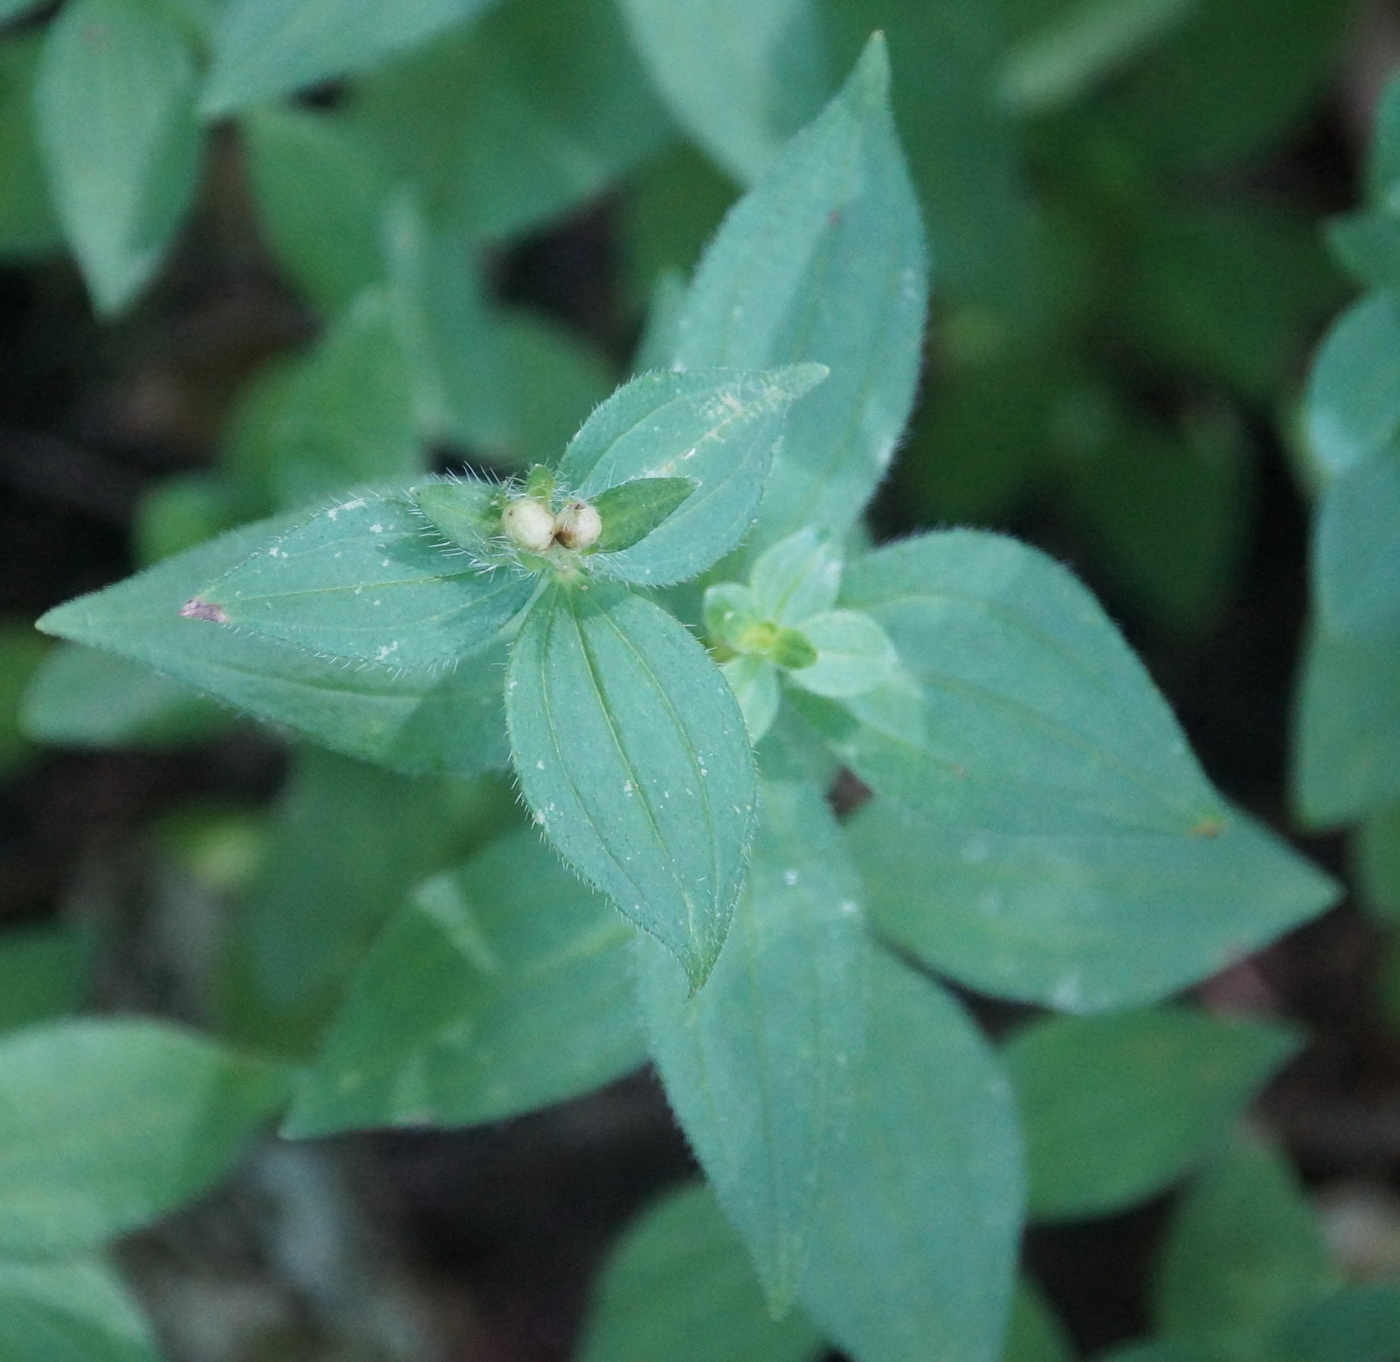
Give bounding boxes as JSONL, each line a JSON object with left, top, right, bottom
{"left": 180, "top": 597, "right": 229, "bottom": 625}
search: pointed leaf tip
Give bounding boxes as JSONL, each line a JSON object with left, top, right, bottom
{"left": 851, "top": 32, "right": 892, "bottom": 102}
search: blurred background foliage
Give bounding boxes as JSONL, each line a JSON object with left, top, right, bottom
{"left": 1, "top": 0, "right": 1398, "bottom": 1358}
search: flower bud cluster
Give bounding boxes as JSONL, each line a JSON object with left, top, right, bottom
{"left": 500, "top": 495, "right": 602, "bottom": 555}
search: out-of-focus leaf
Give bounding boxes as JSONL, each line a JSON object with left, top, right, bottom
{"left": 201, "top": 0, "right": 500, "bottom": 115}
{"left": 579, "top": 1184, "right": 823, "bottom": 1362}
{"left": 506, "top": 582, "right": 756, "bottom": 988}
{"left": 635, "top": 780, "right": 865, "bottom": 1309}
{"left": 1005, "top": 1006, "right": 1302, "bottom": 1220}
{"left": 284, "top": 829, "right": 645, "bottom": 1135}
{"left": 623, "top": 145, "right": 737, "bottom": 303}
{"left": 0, "top": 923, "right": 88, "bottom": 1035}
{"left": 241, "top": 104, "right": 388, "bottom": 314}
{"left": 35, "top": 0, "right": 202, "bottom": 314}
{"left": 795, "top": 948, "right": 1023, "bottom": 1362}
{"left": 134, "top": 472, "right": 255, "bottom": 567}
{"left": 0, "top": 1018, "right": 288, "bottom": 1256}
{"left": 0, "top": 623, "right": 46, "bottom": 773}
{"left": 0, "top": 1257, "right": 158, "bottom": 1362}
{"left": 1006, "top": 1279, "right": 1074, "bottom": 1362}
{"left": 341, "top": 0, "right": 671, "bottom": 244}
{"left": 1280, "top": 1284, "right": 1400, "bottom": 1362}
{"left": 1154, "top": 1135, "right": 1338, "bottom": 1362}
{"left": 1328, "top": 212, "right": 1400, "bottom": 294}
{"left": 36, "top": 516, "right": 512, "bottom": 779}
{"left": 1357, "top": 802, "right": 1400, "bottom": 922}
{"left": 1315, "top": 448, "right": 1400, "bottom": 639}
{"left": 0, "top": 37, "right": 61, "bottom": 258}
{"left": 674, "top": 36, "right": 927, "bottom": 552}
{"left": 617, "top": 0, "right": 828, "bottom": 183}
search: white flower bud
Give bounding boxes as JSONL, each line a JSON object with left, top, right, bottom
{"left": 555, "top": 499, "right": 602, "bottom": 551}
{"left": 501, "top": 496, "right": 557, "bottom": 554}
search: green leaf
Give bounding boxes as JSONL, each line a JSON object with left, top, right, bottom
{"left": 0, "top": 1018, "right": 288, "bottom": 1256}
{"left": 617, "top": 0, "right": 828, "bottom": 183}
{"left": 1154, "top": 1135, "right": 1338, "bottom": 1362}
{"left": 0, "top": 37, "right": 61, "bottom": 258}
{"left": 259, "top": 288, "right": 422, "bottom": 508}
{"left": 0, "top": 924, "right": 88, "bottom": 1036}
{"left": 0, "top": 623, "right": 47, "bottom": 776}
{"left": 673, "top": 35, "right": 927, "bottom": 553}
{"left": 635, "top": 779, "right": 865, "bottom": 1309}
{"left": 201, "top": 0, "right": 499, "bottom": 115}
{"left": 1095, "top": 1344, "right": 1215, "bottom": 1362}
{"left": 1315, "top": 449, "right": 1400, "bottom": 639}
{"left": 218, "top": 746, "right": 469, "bottom": 1058}
{"left": 1280, "top": 1284, "right": 1400, "bottom": 1362}
{"left": 506, "top": 582, "right": 757, "bottom": 988}
{"left": 35, "top": 515, "right": 512, "bottom": 779}
{"left": 411, "top": 478, "right": 501, "bottom": 555}
{"left": 35, "top": 0, "right": 202, "bottom": 314}
{"left": 0, "top": 1257, "right": 158, "bottom": 1362}
{"left": 188, "top": 487, "right": 534, "bottom": 669}
{"left": 722, "top": 654, "right": 781, "bottom": 744}
{"left": 22, "top": 643, "right": 231, "bottom": 749}
{"left": 1305, "top": 292, "right": 1400, "bottom": 484}
{"left": 1293, "top": 618, "right": 1400, "bottom": 827}
{"left": 579, "top": 1184, "right": 823, "bottom": 1362}
{"left": 241, "top": 104, "right": 388, "bottom": 314}
{"left": 1328, "top": 211, "right": 1400, "bottom": 293}
{"left": 834, "top": 531, "right": 1337, "bottom": 1009}
{"left": 134, "top": 472, "right": 254, "bottom": 567}
{"left": 1006, "top": 1279, "right": 1074, "bottom": 1362}
{"left": 1000, "top": 0, "right": 1195, "bottom": 115}
{"left": 591, "top": 478, "right": 696, "bottom": 555}
{"left": 1357, "top": 802, "right": 1400, "bottom": 921}
{"left": 1004, "top": 1006, "right": 1302, "bottom": 1220}
{"left": 748, "top": 528, "right": 842, "bottom": 627}
{"left": 558, "top": 366, "right": 826, "bottom": 586}
{"left": 284, "top": 828, "right": 645, "bottom": 1135}
{"left": 795, "top": 948, "right": 1023, "bottom": 1362}
{"left": 784, "top": 608, "right": 895, "bottom": 697}
{"left": 341, "top": 0, "right": 671, "bottom": 244}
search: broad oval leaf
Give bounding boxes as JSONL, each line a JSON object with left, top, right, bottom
{"left": 616, "top": 0, "right": 829, "bottom": 183}
{"left": 35, "top": 515, "right": 511, "bottom": 779}
{"left": 796, "top": 948, "right": 1023, "bottom": 1362}
{"left": 188, "top": 488, "right": 534, "bottom": 669}
{"left": 635, "top": 779, "right": 865, "bottom": 1309}
{"left": 1315, "top": 449, "right": 1400, "bottom": 638}
{"left": 201, "top": 0, "right": 498, "bottom": 115}
{"left": 0, "top": 1258, "right": 158, "bottom": 1362}
{"left": 558, "top": 366, "right": 826, "bottom": 586}
{"left": 284, "top": 828, "right": 645, "bottom": 1135}
{"left": 830, "top": 531, "right": 1337, "bottom": 1010}
{"left": 506, "top": 582, "right": 757, "bottom": 987}
{"left": 1004, "top": 1006, "right": 1302, "bottom": 1220}
{"left": 35, "top": 0, "right": 202, "bottom": 315}
{"left": 784, "top": 608, "right": 896, "bottom": 698}
{"left": 0, "top": 1018, "right": 288, "bottom": 1257}
{"left": 673, "top": 36, "right": 927, "bottom": 553}
{"left": 749, "top": 528, "right": 842, "bottom": 626}
{"left": 579, "top": 1184, "right": 823, "bottom": 1362}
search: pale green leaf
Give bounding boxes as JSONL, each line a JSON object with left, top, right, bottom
{"left": 748, "top": 528, "right": 842, "bottom": 627}
{"left": 35, "top": 0, "right": 202, "bottom": 314}
{"left": 1280, "top": 1285, "right": 1400, "bottom": 1362}
{"left": 22, "top": 643, "right": 231, "bottom": 749}
{"left": 784, "top": 608, "right": 895, "bottom": 697}
{"left": 617, "top": 0, "right": 828, "bottom": 183}
{"left": 341, "top": 0, "right": 671, "bottom": 243}
{"left": 1005, "top": 1007, "right": 1302, "bottom": 1220}
{"left": 1357, "top": 802, "right": 1400, "bottom": 921}
{"left": 1154, "top": 1135, "right": 1338, "bottom": 1362}
{"left": 722, "top": 654, "right": 780, "bottom": 744}
{"left": 0, "top": 1257, "right": 157, "bottom": 1362}
{"left": 0, "top": 37, "right": 61, "bottom": 258}
{"left": 284, "top": 828, "right": 645, "bottom": 1135}
{"left": 201, "top": 0, "right": 498, "bottom": 115}
{"left": 796, "top": 948, "right": 1023, "bottom": 1362}
{"left": 189, "top": 488, "right": 534, "bottom": 669}
{"left": 35, "top": 515, "right": 512, "bottom": 779}
{"left": 673, "top": 35, "right": 927, "bottom": 552}
{"left": 579, "top": 1183, "right": 822, "bottom": 1362}
{"left": 559, "top": 366, "right": 826, "bottom": 586}
{"left": 241, "top": 104, "right": 388, "bottom": 313}
{"left": 506, "top": 582, "right": 757, "bottom": 987}
{"left": 635, "top": 779, "right": 865, "bottom": 1309}
{"left": 0, "top": 1018, "right": 288, "bottom": 1256}
{"left": 1315, "top": 449, "right": 1400, "bottom": 639}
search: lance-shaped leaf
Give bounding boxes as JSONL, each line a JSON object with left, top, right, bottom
{"left": 795, "top": 948, "right": 1023, "bottom": 1362}
{"left": 0, "top": 1018, "right": 288, "bottom": 1257}
{"left": 284, "top": 829, "right": 645, "bottom": 1136}
{"left": 186, "top": 488, "right": 534, "bottom": 669}
{"left": 827, "top": 531, "right": 1337, "bottom": 1010}
{"left": 591, "top": 477, "right": 696, "bottom": 554}
{"left": 672, "top": 36, "right": 926, "bottom": 554}
{"left": 0, "top": 1258, "right": 158, "bottom": 1362}
{"left": 506, "top": 582, "right": 757, "bottom": 987}
{"left": 579, "top": 1184, "right": 823, "bottom": 1362}
{"left": 35, "top": 0, "right": 202, "bottom": 315}
{"left": 558, "top": 365, "right": 826, "bottom": 586}
{"left": 635, "top": 779, "right": 865, "bottom": 1310}
{"left": 36, "top": 515, "right": 511, "bottom": 779}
